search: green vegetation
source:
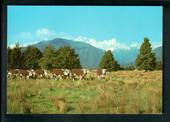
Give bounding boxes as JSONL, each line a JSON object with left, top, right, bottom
{"left": 53, "top": 46, "right": 82, "bottom": 69}
{"left": 8, "top": 37, "right": 162, "bottom": 71}
{"left": 124, "top": 65, "right": 135, "bottom": 70}
{"left": 8, "top": 43, "right": 23, "bottom": 69}
{"left": 7, "top": 70, "right": 162, "bottom": 114}
{"left": 7, "top": 47, "right": 12, "bottom": 70}
{"left": 22, "top": 46, "right": 43, "bottom": 69}
{"left": 135, "top": 38, "right": 156, "bottom": 71}
{"left": 99, "top": 50, "right": 121, "bottom": 71}
{"left": 7, "top": 38, "right": 162, "bottom": 114}
{"left": 8, "top": 44, "right": 82, "bottom": 70}
{"left": 155, "top": 61, "right": 162, "bottom": 70}
{"left": 39, "top": 45, "right": 82, "bottom": 70}
{"left": 39, "top": 45, "right": 58, "bottom": 70}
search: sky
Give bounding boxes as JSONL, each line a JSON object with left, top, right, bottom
{"left": 8, "top": 6, "right": 162, "bottom": 51}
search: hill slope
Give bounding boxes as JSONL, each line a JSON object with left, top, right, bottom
{"left": 29, "top": 38, "right": 162, "bottom": 68}
{"left": 32, "top": 38, "right": 104, "bottom": 68}
{"left": 153, "top": 46, "right": 162, "bottom": 62}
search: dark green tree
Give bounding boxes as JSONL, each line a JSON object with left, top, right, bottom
{"left": 23, "top": 46, "right": 42, "bottom": 69}
{"left": 39, "top": 45, "right": 82, "bottom": 70}
{"left": 10, "top": 43, "right": 23, "bottom": 69}
{"left": 124, "top": 65, "right": 135, "bottom": 70}
{"left": 155, "top": 61, "right": 162, "bottom": 70}
{"left": 7, "top": 47, "right": 12, "bottom": 69}
{"left": 39, "top": 45, "right": 57, "bottom": 70}
{"left": 135, "top": 37, "right": 156, "bottom": 71}
{"left": 114, "top": 60, "right": 122, "bottom": 71}
{"left": 54, "top": 46, "right": 82, "bottom": 69}
{"left": 99, "top": 50, "right": 121, "bottom": 71}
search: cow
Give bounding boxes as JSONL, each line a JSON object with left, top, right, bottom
{"left": 70, "top": 69, "right": 89, "bottom": 80}
{"left": 96, "top": 69, "right": 107, "bottom": 79}
{"left": 51, "top": 69, "right": 65, "bottom": 80}
{"left": 18, "top": 69, "right": 33, "bottom": 79}
{"left": 61, "top": 69, "right": 70, "bottom": 79}
{"left": 7, "top": 69, "right": 20, "bottom": 79}
{"left": 33, "top": 69, "right": 48, "bottom": 78}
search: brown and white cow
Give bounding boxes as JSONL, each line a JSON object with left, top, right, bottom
{"left": 18, "top": 69, "right": 33, "bottom": 79}
{"left": 96, "top": 69, "right": 107, "bottom": 79}
{"left": 62, "top": 69, "right": 70, "bottom": 79}
{"left": 51, "top": 69, "right": 64, "bottom": 80}
{"left": 33, "top": 69, "right": 48, "bottom": 78}
{"left": 7, "top": 69, "right": 20, "bottom": 79}
{"left": 70, "top": 69, "right": 89, "bottom": 80}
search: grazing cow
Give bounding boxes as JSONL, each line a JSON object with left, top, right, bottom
{"left": 7, "top": 69, "right": 20, "bottom": 79}
{"left": 33, "top": 69, "right": 48, "bottom": 78}
{"left": 70, "top": 69, "right": 88, "bottom": 80}
{"left": 18, "top": 69, "right": 33, "bottom": 79}
{"left": 96, "top": 69, "right": 107, "bottom": 79}
{"left": 61, "top": 69, "right": 70, "bottom": 79}
{"left": 51, "top": 69, "right": 64, "bottom": 80}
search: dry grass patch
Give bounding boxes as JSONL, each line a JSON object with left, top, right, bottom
{"left": 7, "top": 70, "right": 162, "bottom": 114}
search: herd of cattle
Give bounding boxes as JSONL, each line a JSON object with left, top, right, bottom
{"left": 7, "top": 68, "right": 107, "bottom": 80}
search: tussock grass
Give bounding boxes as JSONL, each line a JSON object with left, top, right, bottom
{"left": 7, "top": 70, "right": 162, "bottom": 114}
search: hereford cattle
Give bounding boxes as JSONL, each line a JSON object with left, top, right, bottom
{"left": 51, "top": 69, "right": 64, "bottom": 80}
{"left": 7, "top": 69, "right": 20, "bottom": 79}
{"left": 62, "top": 69, "right": 70, "bottom": 79}
{"left": 96, "top": 69, "right": 107, "bottom": 79}
{"left": 33, "top": 69, "right": 48, "bottom": 78}
{"left": 70, "top": 69, "right": 88, "bottom": 80}
{"left": 18, "top": 69, "right": 33, "bottom": 79}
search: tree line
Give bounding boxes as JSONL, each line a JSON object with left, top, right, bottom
{"left": 8, "top": 37, "right": 162, "bottom": 71}
{"left": 99, "top": 37, "right": 162, "bottom": 71}
{"left": 8, "top": 44, "right": 81, "bottom": 70}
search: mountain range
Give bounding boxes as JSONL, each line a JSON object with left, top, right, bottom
{"left": 29, "top": 38, "right": 162, "bottom": 68}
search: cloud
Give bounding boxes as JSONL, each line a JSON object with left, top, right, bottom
{"left": 130, "top": 43, "right": 139, "bottom": 48}
{"left": 9, "top": 28, "right": 59, "bottom": 47}
{"left": 9, "top": 29, "right": 141, "bottom": 50}
{"left": 10, "top": 32, "right": 33, "bottom": 47}
{"left": 11, "top": 28, "right": 160, "bottom": 51}
{"left": 152, "top": 42, "right": 162, "bottom": 49}
{"left": 9, "top": 44, "right": 16, "bottom": 49}
{"left": 75, "top": 36, "right": 89, "bottom": 42}
{"left": 36, "top": 28, "right": 57, "bottom": 40}
{"left": 10, "top": 28, "right": 140, "bottom": 50}
{"left": 35, "top": 28, "right": 74, "bottom": 41}
{"left": 19, "top": 32, "right": 32, "bottom": 39}
{"left": 13, "top": 32, "right": 33, "bottom": 42}
{"left": 75, "top": 36, "right": 139, "bottom": 51}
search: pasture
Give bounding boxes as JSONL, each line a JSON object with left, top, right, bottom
{"left": 7, "top": 70, "right": 162, "bottom": 114}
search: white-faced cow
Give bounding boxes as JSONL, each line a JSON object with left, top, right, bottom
{"left": 70, "top": 69, "right": 89, "bottom": 80}
{"left": 61, "top": 69, "right": 70, "bottom": 79}
{"left": 18, "top": 69, "right": 33, "bottom": 79}
{"left": 51, "top": 69, "right": 65, "bottom": 80}
{"left": 33, "top": 69, "right": 48, "bottom": 78}
{"left": 7, "top": 69, "right": 20, "bottom": 79}
{"left": 96, "top": 69, "right": 107, "bottom": 79}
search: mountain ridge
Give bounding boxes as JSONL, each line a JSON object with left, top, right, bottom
{"left": 28, "top": 38, "right": 162, "bottom": 68}
{"left": 32, "top": 38, "right": 104, "bottom": 68}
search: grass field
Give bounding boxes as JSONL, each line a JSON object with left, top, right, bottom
{"left": 7, "top": 70, "right": 162, "bottom": 114}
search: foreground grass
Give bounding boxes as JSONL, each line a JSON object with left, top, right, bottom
{"left": 7, "top": 70, "right": 162, "bottom": 114}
